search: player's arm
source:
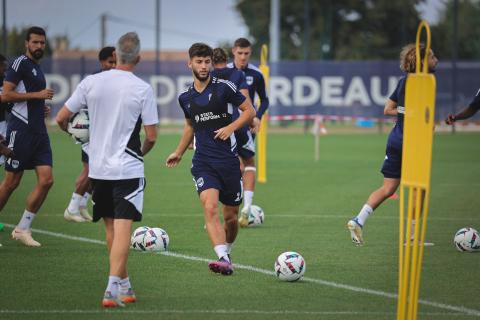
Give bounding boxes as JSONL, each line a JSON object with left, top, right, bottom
{"left": 251, "top": 74, "right": 269, "bottom": 133}
{"left": 1, "top": 81, "right": 54, "bottom": 103}
{"left": 445, "top": 106, "right": 480, "bottom": 124}
{"left": 141, "top": 124, "right": 157, "bottom": 156}
{"left": 384, "top": 99, "right": 398, "bottom": 116}
{"left": 215, "top": 98, "right": 255, "bottom": 140}
{"left": 0, "top": 134, "right": 14, "bottom": 158}
{"left": 166, "top": 119, "right": 194, "bottom": 167}
{"left": 56, "top": 105, "right": 74, "bottom": 132}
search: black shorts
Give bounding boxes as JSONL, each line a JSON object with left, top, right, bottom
{"left": 381, "top": 145, "right": 402, "bottom": 179}
{"left": 91, "top": 178, "right": 145, "bottom": 222}
{"left": 234, "top": 126, "right": 255, "bottom": 159}
{"left": 5, "top": 129, "right": 52, "bottom": 172}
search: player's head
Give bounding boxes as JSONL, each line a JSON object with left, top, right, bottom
{"left": 400, "top": 43, "right": 438, "bottom": 74}
{"left": 232, "top": 37, "right": 252, "bottom": 69}
{"left": 188, "top": 42, "right": 212, "bottom": 82}
{"left": 116, "top": 32, "right": 141, "bottom": 66}
{"left": 25, "top": 26, "right": 46, "bottom": 61}
{"left": 0, "top": 54, "right": 7, "bottom": 76}
{"left": 212, "top": 47, "right": 227, "bottom": 68}
{"left": 98, "top": 46, "right": 116, "bottom": 71}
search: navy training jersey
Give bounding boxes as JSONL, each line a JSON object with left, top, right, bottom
{"left": 386, "top": 76, "right": 407, "bottom": 150}
{"left": 5, "top": 55, "right": 47, "bottom": 133}
{"left": 179, "top": 76, "right": 246, "bottom": 162}
{"left": 469, "top": 88, "right": 480, "bottom": 111}
{"left": 211, "top": 67, "right": 248, "bottom": 120}
{"left": 227, "top": 62, "right": 269, "bottom": 119}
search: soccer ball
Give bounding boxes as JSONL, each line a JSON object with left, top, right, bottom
{"left": 454, "top": 227, "right": 480, "bottom": 252}
{"left": 131, "top": 226, "right": 150, "bottom": 251}
{"left": 143, "top": 227, "right": 169, "bottom": 251}
{"left": 274, "top": 251, "right": 306, "bottom": 282}
{"left": 67, "top": 110, "right": 89, "bottom": 143}
{"left": 248, "top": 205, "right": 265, "bottom": 226}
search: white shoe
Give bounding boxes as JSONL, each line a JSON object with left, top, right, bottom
{"left": 347, "top": 219, "right": 364, "bottom": 246}
{"left": 79, "top": 207, "right": 93, "bottom": 221}
{"left": 11, "top": 228, "right": 41, "bottom": 247}
{"left": 238, "top": 205, "right": 250, "bottom": 228}
{"left": 64, "top": 208, "right": 87, "bottom": 222}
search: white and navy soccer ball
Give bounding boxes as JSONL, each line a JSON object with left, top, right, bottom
{"left": 143, "top": 227, "right": 169, "bottom": 252}
{"left": 67, "top": 110, "right": 89, "bottom": 143}
{"left": 131, "top": 226, "right": 150, "bottom": 251}
{"left": 248, "top": 205, "right": 265, "bottom": 226}
{"left": 274, "top": 251, "right": 306, "bottom": 282}
{"left": 454, "top": 227, "right": 480, "bottom": 252}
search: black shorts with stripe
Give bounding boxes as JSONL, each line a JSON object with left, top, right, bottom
{"left": 91, "top": 178, "right": 145, "bottom": 222}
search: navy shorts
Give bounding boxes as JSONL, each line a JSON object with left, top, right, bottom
{"left": 191, "top": 159, "right": 243, "bottom": 206}
{"left": 381, "top": 144, "right": 402, "bottom": 179}
{"left": 91, "top": 178, "right": 145, "bottom": 222}
{"left": 5, "top": 129, "right": 52, "bottom": 172}
{"left": 234, "top": 126, "right": 255, "bottom": 159}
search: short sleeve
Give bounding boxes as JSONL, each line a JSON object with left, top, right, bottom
{"left": 65, "top": 79, "right": 88, "bottom": 113}
{"left": 389, "top": 80, "right": 402, "bottom": 102}
{"left": 141, "top": 86, "right": 159, "bottom": 125}
{"left": 178, "top": 95, "right": 191, "bottom": 119}
{"left": 224, "top": 83, "right": 246, "bottom": 107}
{"left": 5, "top": 60, "right": 24, "bottom": 85}
{"left": 238, "top": 72, "right": 248, "bottom": 90}
{"left": 469, "top": 89, "right": 480, "bottom": 110}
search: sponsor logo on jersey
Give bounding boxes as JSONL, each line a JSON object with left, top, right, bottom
{"left": 197, "top": 111, "right": 220, "bottom": 122}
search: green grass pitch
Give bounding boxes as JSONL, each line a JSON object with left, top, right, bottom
{"left": 0, "top": 130, "right": 479, "bottom": 320}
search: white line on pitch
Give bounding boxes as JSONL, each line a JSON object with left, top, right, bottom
{"left": 2, "top": 223, "right": 480, "bottom": 317}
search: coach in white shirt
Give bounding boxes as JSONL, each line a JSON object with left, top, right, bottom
{"left": 56, "top": 32, "right": 158, "bottom": 308}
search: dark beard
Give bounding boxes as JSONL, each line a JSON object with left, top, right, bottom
{"left": 29, "top": 48, "right": 44, "bottom": 60}
{"left": 193, "top": 70, "right": 209, "bottom": 82}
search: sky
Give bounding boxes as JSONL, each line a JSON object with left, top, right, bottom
{"left": 4, "top": 0, "right": 444, "bottom": 51}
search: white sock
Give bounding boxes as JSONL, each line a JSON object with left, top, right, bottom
{"left": 119, "top": 277, "right": 131, "bottom": 293}
{"left": 243, "top": 191, "right": 254, "bottom": 208}
{"left": 355, "top": 204, "right": 373, "bottom": 226}
{"left": 67, "top": 193, "right": 83, "bottom": 214}
{"left": 213, "top": 244, "right": 229, "bottom": 262}
{"left": 226, "top": 242, "right": 233, "bottom": 254}
{"left": 17, "top": 210, "right": 36, "bottom": 230}
{"left": 106, "top": 276, "right": 121, "bottom": 296}
{"left": 80, "top": 192, "right": 90, "bottom": 208}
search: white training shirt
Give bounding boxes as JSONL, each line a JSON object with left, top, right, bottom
{"left": 65, "top": 69, "right": 158, "bottom": 180}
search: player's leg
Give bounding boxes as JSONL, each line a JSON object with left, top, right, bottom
{"left": 78, "top": 148, "right": 93, "bottom": 220}
{"left": 65, "top": 162, "right": 90, "bottom": 222}
{"left": 236, "top": 128, "right": 256, "bottom": 227}
{"left": 223, "top": 204, "right": 239, "bottom": 255}
{"left": 0, "top": 171, "right": 23, "bottom": 211}
{"left": 104, "top": 217, "right": 114, "bottom": 252}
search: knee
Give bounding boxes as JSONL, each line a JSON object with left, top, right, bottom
{"left": 203, "top": 203, "right": 218, "bottom": 219}
{"left": 39, "top": 176, "right": 54, "bottom": 190}
{"left": 224, "top": 214, "right": 238, "bottom": 226}
{"left": 382, "top": 185, "right": 397, "bottom": 198}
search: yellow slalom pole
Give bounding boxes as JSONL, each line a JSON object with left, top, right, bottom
{"left": 257, "top": 44, "right": 269, "bottom": 183}
{"left": 396, "top": 20, "right": 436, "bottom": 320}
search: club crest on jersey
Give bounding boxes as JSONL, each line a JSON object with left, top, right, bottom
{"left": 196, "top": 177, "right": 204, "bottom": 188}
{"left": 246, "top": 76, "right": 253, "bottom": 86}
{"left": 32, "top": 69, "right": 37, "bottom": 76}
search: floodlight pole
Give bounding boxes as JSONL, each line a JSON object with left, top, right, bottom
{"left": 269, "top": 0, "right": 280, "bottom": 63}
{"left": 100, "top": 13, "right": 107, "bottom": 48}
{"left": 2, "top": 0, "right": 6, "bottom": 54}
{"left": 155, "top": 0, "right": 161, "bottom": 76}
{"left": 451, "top": 0, "right": 458, "bottom": 134}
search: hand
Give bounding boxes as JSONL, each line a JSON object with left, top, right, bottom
{"left": 249, "top": 117, "right": 261, "bottom": 134}
{"left": 38, "top": 88, "right": 54, "bottom": 100}
{"left": 166, "top": 152, "right": 182, "bottom": 168}
{"left": 0, "top": 144, "right": 14, "bottom": 158}
{"left": 44, "top": 105, "right": 51, "bottom": 117}
{"left": 445, "top": 114, "right": 456, "bottom": 125}
{"left": 214, "top": 125, "right": 234, "bottom": 140}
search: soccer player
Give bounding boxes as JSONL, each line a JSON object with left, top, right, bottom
{"left": 57, "top": 32, "right": 158, "bottom": 307}
{"left": 445, "top": 89, "right": 480, "bottom": 124}
{"left": 347, "top": 44, "right": 438, "bottom": 246}
{"left": 228, "top": 38, "right": 269, "bottom": 227}
{"left": 0, "top": 53, "right": 14, "bottom": 166}
{"left": 0, "top": 26, "right": 55, "bottom": 247}
{"left": 64, "top": 46, "right": 116, "bottom": 223}
{"left": 166, "top": 43, "right": 255, "bottom": 275}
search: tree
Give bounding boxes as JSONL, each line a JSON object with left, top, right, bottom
{"left": 431, "top": 0, "right": 480, "bottom": 60}
{"left": 235, "top": 0, "right": 425, "bottom": 60}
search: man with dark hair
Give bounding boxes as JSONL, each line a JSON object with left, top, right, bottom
{"left": 228, "top": 37, "right": 269, "bottom": 227}
{"left": 0, "top": 26, "right": 54, "bottom": 247}
{"left": 57, "top": 32, "right": 158, "bottom": 307}
{"left": 64, "top": 46, "right": 116, "bottom": 223}
{"left": 166, "top": 43, "right": 255, "bottom": 275}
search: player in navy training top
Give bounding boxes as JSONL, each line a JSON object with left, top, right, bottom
{"left": 0, "top": 26, "right": 55, "bottom": 247}
{"left": 228, "top": 38, "right": 269, "bottom": 227}
{"left": 64, "top": 46, "right": 116, "bottom": 223}
{"left": 445, "top": 88, "right": 480, "bottom": 124}
{"left": 347, "top": 43, "right": 438, "bottom": 246}
{"left": 0, "top": 53, "right": 14, "bottom": 166}
{"left": 166, "top": 43, "right": 255, "bottom": 275}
